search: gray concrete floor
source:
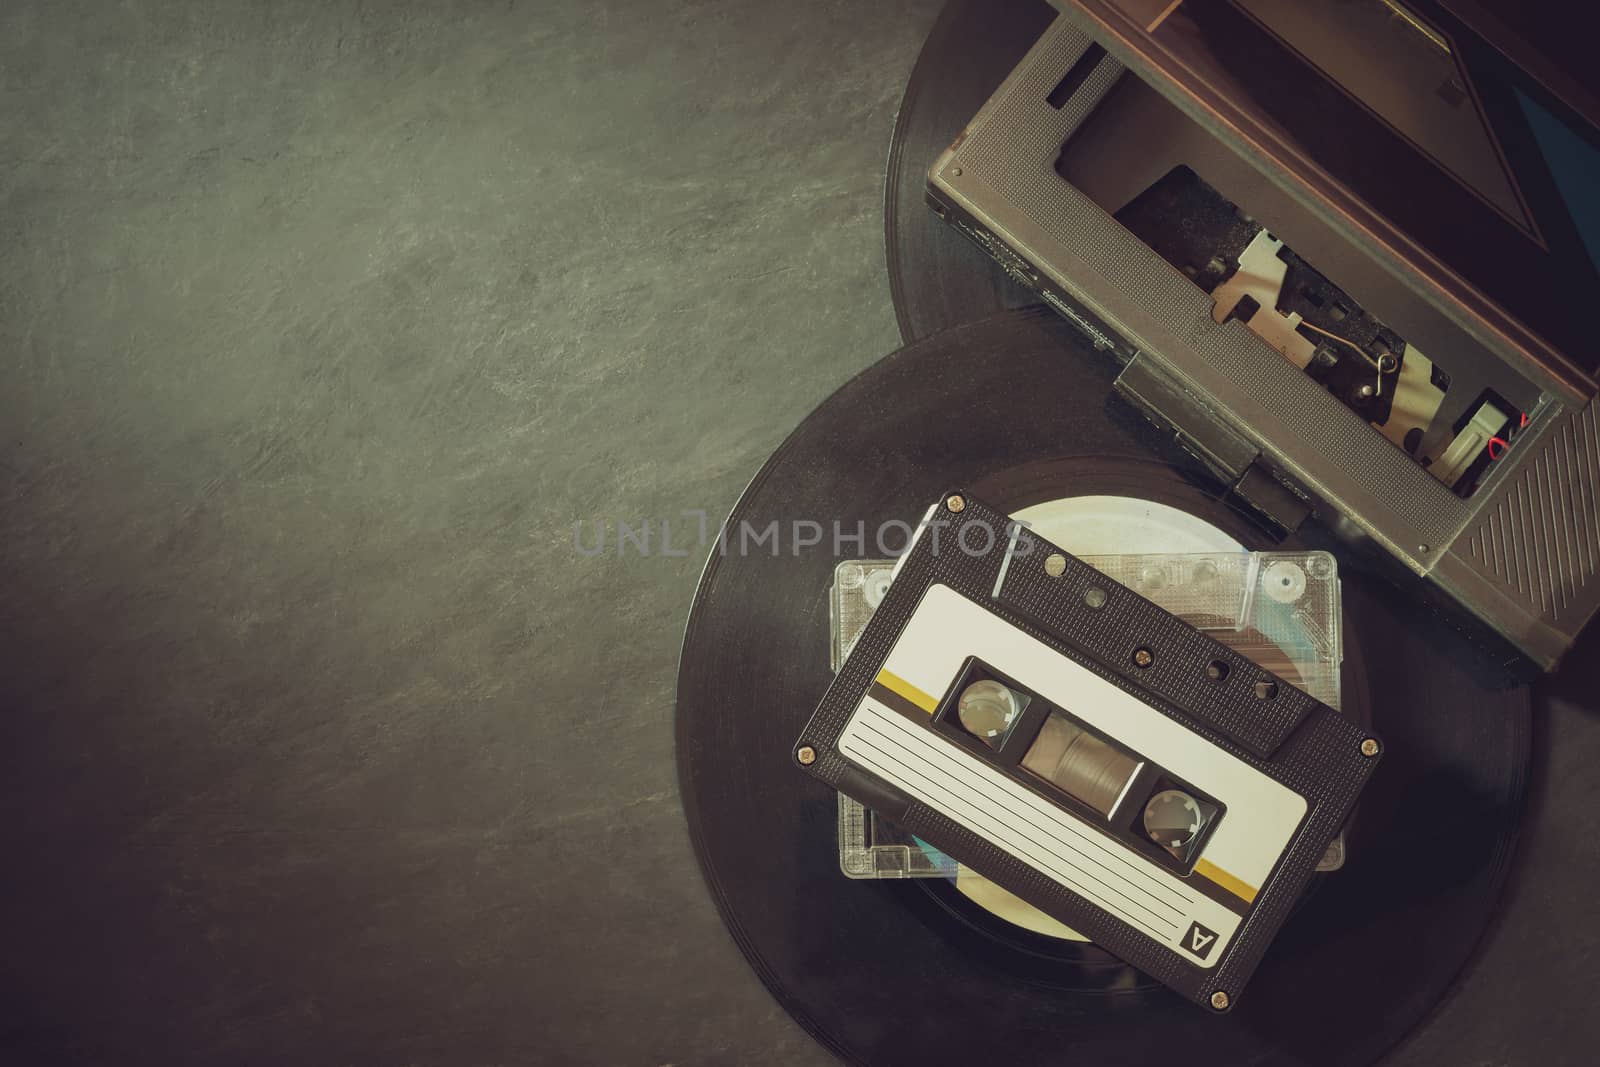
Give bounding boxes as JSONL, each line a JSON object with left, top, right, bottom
{"left": 6, "top": 2, "right": 1600, "bottom": 1066}
{"left": 1, "top": 1, "right": 928, "bottom": 1063}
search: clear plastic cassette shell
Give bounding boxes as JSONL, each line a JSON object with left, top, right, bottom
{"left": 831, "top": 551, "right": 1345, "bottom": 878}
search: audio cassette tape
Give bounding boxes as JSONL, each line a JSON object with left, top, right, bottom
{"left": 795, "top": 493, "right": 1382, "bottom": 1011}
{"left": 831, "top": 549, "right": 1350, "bottom": 879}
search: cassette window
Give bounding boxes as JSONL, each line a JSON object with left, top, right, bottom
{"left": 930, "top": 655, "right": 1226, "bottom": 877}
{"left": 1021, "top": 710, "right": 1139, "bottom": 817}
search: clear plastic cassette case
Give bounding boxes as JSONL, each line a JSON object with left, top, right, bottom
{"left": 830, "top": 552, "right": 1345, "bottom": 879}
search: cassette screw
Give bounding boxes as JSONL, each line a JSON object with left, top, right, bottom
{"left": 1206, "top": 659, "right": 1229, "bottom": 682}
{"left": 1084, "top": 587, "right": 1107, "bottom": 609}
{"left": 796, "top": 745, "right": 817, "bottom": 766}
{"left": 951, "top": 166, "right": 963, "bottom": 177}
{"left": 946, "top": 494, "right": 966, "bottom": 514}
{"left": 1211, "top": 991, "right": 1229, "bottom": 1011}
{"left": 1254, "top": 679, "right": 1278, "bottom": 700}
{"left": 1132, "top": 648, "right": 1154, "bottom": 669}
{"left": 1045, "top": 553, "right": 1067, "bottom": 577}
{"left": 1361, "top": 738, "right": 1380, "bottom": 757}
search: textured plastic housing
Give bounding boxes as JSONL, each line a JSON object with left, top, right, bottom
{"left": 927, "top": 13, "right": 1600, "bottom": 667}
{"left": 931, "top": 20, "right": 1466, "bottom": 550}
{"left": 797, "top": 494, "right": 1381, "bottom": 1011}
{"left": 832, "top": 551, "right": 1347, "bottom": 877}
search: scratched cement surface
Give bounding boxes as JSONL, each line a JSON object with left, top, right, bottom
{"left": 0, "top": 1, "right": 924, "bottom": 1063}
{"left": 4, "top": 1, "right": 1600, "bottom": 1065}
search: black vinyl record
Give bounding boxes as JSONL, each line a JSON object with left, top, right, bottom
{"left": 884, "top": 0, "right": 1056, "bottom": 343}
{"left": 675, "top": 309, "right": 1530, "bottom": 1066}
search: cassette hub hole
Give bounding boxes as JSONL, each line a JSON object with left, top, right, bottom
{"left": 956, "top": 680, "right": 1026, "bottom": 749}
{"left": 1143, "top": 789, "right": 1204, "bottom": 851}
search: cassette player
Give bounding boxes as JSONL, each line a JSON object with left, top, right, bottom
{"left": 793, "top": 492, "right": 1382, "bottom": 1011}
{"left": 926, "top": 8, "right": 1600, "bottom": 670}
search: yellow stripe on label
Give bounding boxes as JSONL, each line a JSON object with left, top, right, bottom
{"left": 876, "top": 669, "right": 938, "bottom": 714}
{"left": 1194, "top": 858, "right": 1258, "bottom": 904}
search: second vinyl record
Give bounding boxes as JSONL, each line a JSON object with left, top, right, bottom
{"left": 884, "top": 0, "right": 1056, "bottom": 343}
{"left": 676, "top": 308, "right": 1530, "bottom": 1067}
